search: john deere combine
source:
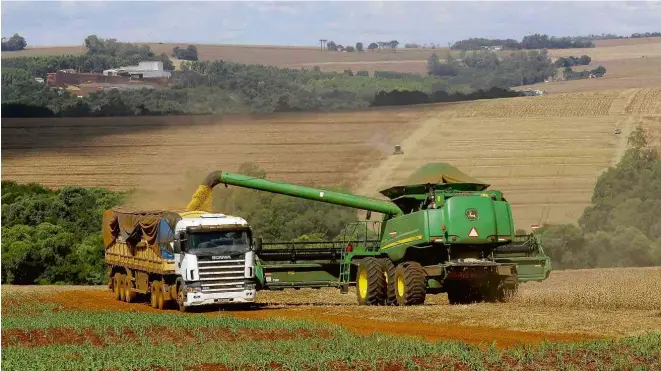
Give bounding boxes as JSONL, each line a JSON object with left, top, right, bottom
{"left": 195, "top": 163, "right": 551, "bottom": 305}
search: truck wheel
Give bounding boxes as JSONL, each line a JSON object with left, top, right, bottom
{"left": 394, "top": 262, "right": 426, "bottom": 306}
{"left": 123, "top": 275, "right": 135, "bottom": 303}
{"left": 118, "top": 274, "right": 126, "bottom": 302}
{"left": 150, "top": 281, "right": 159, "bottom": 309}
{"left": 112, "top": 273, "right": 122, "bottom": 300}
{"left": 355, "top": 257, "right": 386, "bottom": 305}
{"left": 379, "top": 258, "right": 397, "bottom": 306}
{"left": 177, "top": 284, "right": 188, "bottom": 313}
{"left": 156, "top": 286, "right": 165, "bottom": 310}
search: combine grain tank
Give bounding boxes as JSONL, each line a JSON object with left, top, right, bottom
{"left": 103, "top": 209, "right": 258, "bottom": 311}
{"left": 194, "top": 163, "right": 552, "bottom": 306}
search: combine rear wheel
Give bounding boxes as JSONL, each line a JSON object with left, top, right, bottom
{"left": 380, "top": 258, "right": 397, "bottom": 306}
{"left": 486, "top": 275, "right": 518, "bottom": 303}
{"left": 355, "top": 257, "right": 386, "bottom": 305}
{"left": 394, "top": 262, "right": 426, "bottom": 306}
{"left": 447, "top": 282, "right": 480, "bottom": 305}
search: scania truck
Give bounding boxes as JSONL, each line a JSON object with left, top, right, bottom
{"left": 103, "top": 208, "right": 257, "bottom": 311}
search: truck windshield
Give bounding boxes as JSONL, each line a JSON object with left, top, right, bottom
{"left": 188, "top": 230, "right": 250, "bottom": 255}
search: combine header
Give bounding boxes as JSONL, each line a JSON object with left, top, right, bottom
{"left": 195, "top": 163, "right": 551, "bottom": 305}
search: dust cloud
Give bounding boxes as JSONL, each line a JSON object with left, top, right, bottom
{"left": 122, "top": 168, "right": 219, "bottom": 212}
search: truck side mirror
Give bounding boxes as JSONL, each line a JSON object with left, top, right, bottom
{"left": 366, "top": 210, "right": 372, "bottom": 220}
{"left": 173, "top": 240, "right": 181, "bottom": 253}
{"left": 176, "top": 232, "right": 187, "bottom": 252}
{"left": 253, "top": 237, "right": 262, "bottom": 252}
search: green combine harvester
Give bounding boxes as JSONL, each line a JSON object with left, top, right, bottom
{"left": 200, "top": 163, "right": 551, "bottom": 305}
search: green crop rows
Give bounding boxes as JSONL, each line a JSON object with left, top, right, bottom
{"left": 2, "top": 292, "right": 660, "bottom": 370}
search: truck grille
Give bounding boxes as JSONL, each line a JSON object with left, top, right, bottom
{"left": 197, "top": 259, "right": 247, "bottom": 293}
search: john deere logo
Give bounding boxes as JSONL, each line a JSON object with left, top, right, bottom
{"left": 466, "top": 209, "right": 478, "bottom": 220}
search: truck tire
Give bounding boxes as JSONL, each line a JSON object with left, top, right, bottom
{"left": 379, "top": 258, "right": 397, "bottom": 306}
{"left": 150, "top": 281, "right": 159, "bottom": 309}
{"left": 394, "top": 262, "right": 426, "bottom": 306}
{"left": 123, "top": 275, "right": 135, "bottom": 303}
{"left": 118, "top": 274, "right": 127, "bottom": 302}
{"left": 156, "top": 284, "right": 165, "bottom": 310}
{"left": 355, "top": 257, "right": 386, "bottom": 305}
{"left": 177, "top": 284, "right": 188, "bottom": 313}
{"left": 112, "top": 273, "right": 122, "bottom": 300}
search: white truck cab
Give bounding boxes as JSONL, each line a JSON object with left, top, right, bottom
{"left": 173, "top": 211, "right": 257, "bottom": 308}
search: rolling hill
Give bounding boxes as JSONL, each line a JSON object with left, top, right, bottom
{"left": 3, "top": 88, "right": 659, "bottom": 229}
{"left": 4, "top": 37, "right": 660, "bottom": 91}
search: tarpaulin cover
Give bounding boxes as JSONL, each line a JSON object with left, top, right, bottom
{"left": 103, "top": 208, "right": 181, "bottom": 255}
{"left": 404, "top": 163, "right": 488, "bottom": 186}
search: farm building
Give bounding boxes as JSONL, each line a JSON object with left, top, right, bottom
{"left": 103, "top": 61, "right": 171, "bottom": 78}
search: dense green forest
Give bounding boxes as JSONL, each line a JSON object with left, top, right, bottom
{"left": 3, "top": 128, "right": 659, "bottom": 284}
{"left": 539, "top": 127, "right": 661, "bottom": 269}
{"left": 1, "top": 183, "right": 125, "bottom": 285}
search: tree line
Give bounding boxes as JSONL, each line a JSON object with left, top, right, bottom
{"left": 554, "top": 55, "right": 591, "bottom": 68}
{"left": 325, "top": 40, "right": 399, "bottom": 52}
{"left": 427, "top": 49, "right": 557, "bottom": 89}
{"left": 539, "top": 127, "right": 661, "bottom": 269}
{"left": 370, "top": 87, "right": 522, "bottom": 107}
{"left": 172, "top": 45, "right": 199, "bottom": 61}
{"left": 451, "top": 33, "right": 595, "bottom": 51}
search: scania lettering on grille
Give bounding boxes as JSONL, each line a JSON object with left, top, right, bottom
{"left": 212, "top": 255, "right": 231, "bottom": 260}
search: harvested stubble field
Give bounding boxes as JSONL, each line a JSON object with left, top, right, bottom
{"left": 3, "top": 88, "right": 660, "bottom": 228}
{"left": 2, "top": 267, "right": 660, "bottom": 370}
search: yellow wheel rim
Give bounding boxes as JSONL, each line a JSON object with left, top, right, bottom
{"left": 358, "top": 269, "right": 368, "bottom": 299}
{"left": 397, "top": 275, "right": 405, "bottom": 297}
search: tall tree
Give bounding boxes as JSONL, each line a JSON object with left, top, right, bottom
{"left": 1, "top": 33, "right": 27, "bottom": 51}
{"left": 389, "top": 40, "right": 399, "bottom": 52}
{"left": 355, "top": 42, "right": 364, "bottom": 52}
{"left": 367, "top": 42, "right": 378, "bottom": 51}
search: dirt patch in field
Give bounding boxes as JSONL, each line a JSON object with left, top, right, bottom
{"left": 231, "top": 307, "right": 599, "bottom": 348}
{"left": 1, "top": 326, "right": 328, "bottom": 348}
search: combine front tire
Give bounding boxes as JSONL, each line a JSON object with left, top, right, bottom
{"left": 394, "top": 262, "right": 426, "bottom": 306}
{"left": 355, "top": 257, "right": 386, "bottom": 305}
